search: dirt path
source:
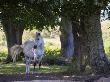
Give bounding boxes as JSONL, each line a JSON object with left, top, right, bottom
{"left": 0, "top": 73, "right": 109, "bottom": 82}
{"left": 14, "top": 80, "right": 74, "bottom": 82}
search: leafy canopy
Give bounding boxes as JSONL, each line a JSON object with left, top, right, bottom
{"left": 0, "top": 0, "right": 110, "bottom": 30}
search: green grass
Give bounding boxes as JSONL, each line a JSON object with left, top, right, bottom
{"left": 0, "top": 62, "right": 68, "bottom": 74}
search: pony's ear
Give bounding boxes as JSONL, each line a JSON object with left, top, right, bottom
{"left": 36, "top": 32, "right": 41, "bottom": 36}
{"left": 34, "top": 32, "right": 38, "bottom": 37}
{"left": 36, "top": 32, "right": 38, "bottom": 35}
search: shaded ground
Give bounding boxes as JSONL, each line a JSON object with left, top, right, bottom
{"left": 0, "top": 73, "right": 108, "bottom": 82}
{"left": 0, "top": 63, "right": 110, "bottom": 82}
{"left": 0, "top": 63, "right": 68, "bottom": 74}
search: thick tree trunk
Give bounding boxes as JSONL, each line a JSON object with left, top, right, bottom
{"left": 85, "top": 13, "right": 110, "bottom": 73}
{"left": 2, "top": 15, "right": 24, "bottom": 63}
{"left": 72, "top": 17, "right": 89, "bottom": 72}
{"left": 71, "top": 21, "right": 81, "bottom": 72}
{"left": 60, "top": 17, "right": 74, "bottom": 58}
{"left": 16, "top": 25, "right": 24, "bottom": 45}
{"left": 78, "top": 16, "right": 91, "bottom": 72}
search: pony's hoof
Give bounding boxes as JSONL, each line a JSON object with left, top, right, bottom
{"left": 25, "top": 72, "right": 30, "bottom": 75}
{"left": 32, "top": 71, "right": 35, "bottom": 75}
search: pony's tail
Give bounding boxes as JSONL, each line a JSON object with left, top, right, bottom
{"left": 10, "top": 44, "right": 23, "bottom": 63}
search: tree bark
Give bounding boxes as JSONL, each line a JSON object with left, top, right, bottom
{"left": 60, "top": 16, "right": 74, "bottom": 58}
{"left": 70, "top": 20, "right": 81, "bottom": 72}
{"left": 2, "top": 14, "right": 24, "bottom": 63}
{"left": 16, "top": 25, "right": 24, "bottom": 45}
{"left": 85, "top": 13, "right": 110, "bottom": 74}
{"left": 79, "top": 16, "right": 91, "bottom": 72}
{"left": 72, "top": 17, "right": 89, "bottom": 72}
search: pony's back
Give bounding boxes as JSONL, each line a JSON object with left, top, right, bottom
{"left": 22, "top": 40, "right": 36, "bottom": 58}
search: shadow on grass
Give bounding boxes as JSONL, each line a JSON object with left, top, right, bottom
{"left": 0, "top": 63, "right": 68, "bottom": 74}
{"left": 0, "top": 63, "right": 103, "bottom": 82}
{"left": 0, "top": 63, "right": 71, "bottom": 81}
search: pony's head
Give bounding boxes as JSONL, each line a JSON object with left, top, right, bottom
{"left": 35, "top": 32, "right": 42, "bottom": 40}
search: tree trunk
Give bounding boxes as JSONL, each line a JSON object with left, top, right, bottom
{"left": 60, "top": 16, "right": 74, "bottom": 58}
{"left": 85, "top": 13, "right": 110, "bottom": 74}
{"left": 71, "top": 21, "right": 81, "bottom": 72}
{"left": 79, "top": 16, "right": 91, "bottom": 72}
{"left": 72, "top": 13, "right": 110, "bottom": 74}
{"left": 72, "top": 17, "right": 89, "bottom": 72}
{"left": 16, "top": 25, "right": 24, "bottom": 45}
{"left": 2, "top": 15, "right": 24, "bottom": 63}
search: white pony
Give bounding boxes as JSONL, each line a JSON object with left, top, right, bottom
{"left": 11, "top": 32, "right": 44, "bottom": 73}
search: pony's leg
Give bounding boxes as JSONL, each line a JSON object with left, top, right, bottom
{"left": 38, "top": 55, "right": 43, "bottom": 69}
{"left": 26, "top": 59, "right": 28, "bottom": 74}
{"left": 12, "top": 56, "right": 15, "bottom": 63}
{"left": 33, "top": 62, "right": 36, "bottom": 70}
{"left": 38, "top": 60, "right": 41, "bottom": 69}
{"left": 33, "top": 56, "right": 37, "bottom": 72}
{"left": 28, "top": 58, "right": 31, "bottom": 73}
{"left": 25, "top": 57, "right": 31, "bottom": 74}
{"left": 26, "top": 63, "right": 28, "bottom": 74}
{"left": 12, "top": 53, "right": 16, "bottom": 63}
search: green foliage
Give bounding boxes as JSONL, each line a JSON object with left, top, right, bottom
{"left": 101, "top": 21, "right": 110, "bottom": 47}
{"left": 43, "top": 45, "right": 69, "bottom": 66}
{"left": 0, "top": 0, "right": 59, "bottom": 31}
{"left": 0, "top": 52, "right": 7, "bottom": 62}
{"left": 0, "top": 52, "right": 7, "bottom": 58}
{"left": 105, "top": 47, "right": 110, "bottom": 61}
{"left": 0, "top": 50, "right": 7, "bottom": 62}
{"left": 45, "top": 45, "right": 60, "bottom": 56}
{"left": 101, "top": 20, "right": 110, "bottom": 61}
{"left": 1, "top": 0, "right": 109, "bottom": 32}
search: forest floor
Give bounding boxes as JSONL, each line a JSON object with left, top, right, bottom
{"left": 0, "top": 72, "right": 110, "bottom": 82}
{"left": 0, "top": 63, "right": 110, "bottom": 82}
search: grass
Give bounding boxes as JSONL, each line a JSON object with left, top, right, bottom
{"left": 0, "top": 62, "right": 68, "bottom": 74}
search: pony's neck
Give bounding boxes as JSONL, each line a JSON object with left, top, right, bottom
{"left": 20, "top": 44, "right": 24, "bottom": 48}
{"left": 35, "top": 36, "right": 42, "bottom": 41}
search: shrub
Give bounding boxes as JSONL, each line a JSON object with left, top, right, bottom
{"left": 0, "top": 51, "right": 8, "bottom": 62}
{"left": 42, "top": 46, "right": 67, "bottom": 65}
{"left": 105, "top": 47, "right": 110, "bottom": 61}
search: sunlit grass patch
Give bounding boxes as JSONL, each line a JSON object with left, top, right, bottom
{"left": 0, "top": 62, "right": 68, "bottom": 74}
{"left": 0, "top": 48, "right": 8, "bottom": 62}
